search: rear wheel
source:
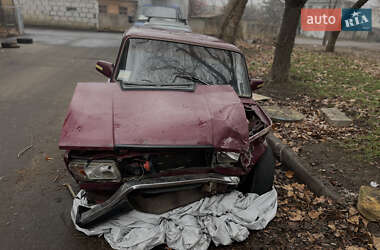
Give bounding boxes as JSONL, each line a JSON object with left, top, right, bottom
{"left": 239, "top": 145, "right": 275, "bottom": 195}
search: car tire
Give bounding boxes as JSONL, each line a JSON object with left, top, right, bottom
{"left": 17, "top": 38, "right": 33, "bottom": 44}
{"left": 239, "top": 145, "right": 275, "bottom": 195}
{"left": 1, "top": 41, "right": 20, "bottom": 49}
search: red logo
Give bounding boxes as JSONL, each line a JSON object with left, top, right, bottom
{"left": 301, "top": 8, "right": 341, "bottom": 31}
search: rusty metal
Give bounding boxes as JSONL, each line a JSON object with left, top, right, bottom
{"left": 59, "top": 84, "right": 250, "bottom": 152}
{"left": 75, "top": 174, "right": 239, "bottom": 227}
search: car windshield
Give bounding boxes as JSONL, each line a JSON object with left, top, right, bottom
{"left": 142, "top": 6, "right": 179, "bottom": 20}
{"left": 137, "top": 0, "right": 188, "bottom": 20}
{"left": 117, "top": 39, "right": 251, "bottom": 97}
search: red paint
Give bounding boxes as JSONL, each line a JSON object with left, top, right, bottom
{"left": 250, "top": 142, "right": 267, "bottom": 166}
{"left": 301, "top": 8, "right": 341, "bottom": 31}
{"left": 59, "top": 83, "right": 114, "bottom": 150}
{"left": 59, "top": 84, "right": 249, "bottom": 151}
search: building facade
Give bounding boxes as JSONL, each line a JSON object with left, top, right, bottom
{"left": 98, "top": 0, "right": 137, "bottom": 31}
{"left": 13, "top": 0, "right": 99, "bottom": 29}
{"left": 12, "top": 0, "right": 137, "bottom": 31}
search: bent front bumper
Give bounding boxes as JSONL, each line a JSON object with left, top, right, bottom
{"left": 76, "top": 174, "right": 240, "bottom": 227}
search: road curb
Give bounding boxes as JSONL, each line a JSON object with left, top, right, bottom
{"left": 266, "top": 133, "right": 342, "bottom": 203}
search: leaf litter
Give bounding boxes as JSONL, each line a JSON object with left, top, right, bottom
{"left": 208, "top": 165, "right": 375, "bottom": 249}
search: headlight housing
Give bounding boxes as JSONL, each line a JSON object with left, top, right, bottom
{"left": 68, "top": 160, "right": 121, "bottom": 182}
{"left": 216, "top": 151, "right": 240, "bottom": 164}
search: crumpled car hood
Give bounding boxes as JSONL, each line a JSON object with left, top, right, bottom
{"left": 59, "top": 83, "right": 249, "bottom": 151}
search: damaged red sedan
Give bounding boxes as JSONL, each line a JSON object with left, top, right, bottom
{"left": 59, "top": 26, "right": 274, "bottom": 227}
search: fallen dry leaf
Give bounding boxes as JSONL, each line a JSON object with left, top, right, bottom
{"left": 282, "top": 184, "right": 293, "bottom": 191}
{"left": 312, "top": 233, "right": 324, "bottom": 240}
{"left": 349, "top": 207, "right": 358, "bottom": 216}
{"left": 328, "top": 222, "right": 336, "bottom": 231}
{"left": 278, "top": 199, "right": 288, "bottom": 205}
{"left": 287, "top": 190, "right": 295, "bottom": 197}
{"left": 347, "top": 215, "right": 360, "bottom": 225}
{"left": 361, "top": 217, "right": 368, "bottom": 228}
{"left": 345, "top": 246, "right": 366, "bottom": 250}
{"left": 285, "top": 170, "right": 295, "bottom": 179}
{"left": 313, "top": 196, "right": 326, "bottom": 205}
{"left": 308, "top": 210, "right": 322, "bottom": 219}
{"left": 292, "top": 183, "right": 305, "bottom": 192}
{"left": 289, "top": 210, "right": 304, "bottom": 221}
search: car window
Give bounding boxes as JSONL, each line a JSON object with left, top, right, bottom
{"left": 117, "top": 39, "right": 251, "bottom": 97}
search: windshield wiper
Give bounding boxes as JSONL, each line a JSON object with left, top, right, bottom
{"left": 174, "top": 74, "right": 211, "bottom": 86}
{"left": 121, "top": 81, "right": 155, "bottom": 87}
{"left": 120, "top": 81, "right": 194, "bottom": 90}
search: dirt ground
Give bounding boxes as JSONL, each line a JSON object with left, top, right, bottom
{"left": 255, "top": 94, "right": 380, "bottom": 205}
{"left": 239, "top": 40, "right": 379, "bottom": 203}
{"left": 215, "top": 164, "right": 376, "bottom": 249}
{"left": 244, "top": 40, "right": 380, "bottom": 246}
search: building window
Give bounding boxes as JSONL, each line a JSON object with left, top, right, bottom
{"left": 66, "top": 7, "right": 77, "bottom": 12}
{"left": 119, "top": 6, "right": 128, "bottom": 15}
{"left": 99, "top": 5, "right": 107, "bottom": 14}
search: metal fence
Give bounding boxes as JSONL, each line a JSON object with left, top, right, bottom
{"left": 0, "top": 6, "right": 23, "bottom": 36}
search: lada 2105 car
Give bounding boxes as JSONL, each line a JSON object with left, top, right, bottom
{"left": 59, "top": 25, "right": 274, "bottom": 227}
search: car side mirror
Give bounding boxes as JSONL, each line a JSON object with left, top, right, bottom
{"left": 250, "top": 79, "right": 264, "bottom": 91}
{"left": 96, "top": 61, "right": 114, "bottom": 78}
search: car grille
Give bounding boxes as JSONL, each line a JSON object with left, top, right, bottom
{"left": 119, "top": 148, "right": 214, "bottom": 177}
{"left": 150, "top": 149, "right": 214, "bottom": 171}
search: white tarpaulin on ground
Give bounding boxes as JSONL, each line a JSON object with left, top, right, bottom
{"left": 72, "top": 189, "right": 277, "bottom": 250}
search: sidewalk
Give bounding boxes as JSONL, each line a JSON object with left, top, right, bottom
{"left": 296, "top": 37, "right": 380, "bottom": 52}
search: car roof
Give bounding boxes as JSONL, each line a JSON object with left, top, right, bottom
{"left": 123, "top": 26, "right": 241, "bottom": 53}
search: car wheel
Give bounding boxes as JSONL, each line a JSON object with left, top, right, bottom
{"left": 17, "top": 38, "right": 33, "bottom": 44}
{"left": 1, "top": 41, "right": 20, "bottom": 49}
{"left": 238, "top": 145, "right": 275, "bottom": 195}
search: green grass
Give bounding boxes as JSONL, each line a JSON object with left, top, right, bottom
{"left": 289, "top": 48, "right": 379, "bottom": 162}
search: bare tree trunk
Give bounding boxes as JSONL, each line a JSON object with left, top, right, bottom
{"left": 219, "top": 0, "right": 248, "bottom": 44}
{"left": 322, "top": 32, "right": 328, "bottom": 46}
{"left": 270, "top": 0, "right": 307, "bottom": 83}
{"left": 325, "top": 0, "right": 369, "bottom": 52}
{"left": 323, "top": 0, "right": 337, "bottom": 46}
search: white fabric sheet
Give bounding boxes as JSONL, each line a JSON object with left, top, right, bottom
{"left": 72, "top": 189, "right": 277, "bottom": 250}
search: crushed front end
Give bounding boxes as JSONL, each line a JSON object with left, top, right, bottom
{"left": 63, "top": 103, "right": 271, "bottom": 228}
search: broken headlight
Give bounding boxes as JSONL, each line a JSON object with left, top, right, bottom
{"left": 68, "top": 160, "right": 121, "bottom": 182}
{"left": 216, "top": 151, "right": 240, "bottom": 164}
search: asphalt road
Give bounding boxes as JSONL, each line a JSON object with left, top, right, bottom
{"left": 0, "top": 28, "right": 120, "bottom": 249}
{"left": 295, "top": 37, "right": 380, "bottom": 52}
